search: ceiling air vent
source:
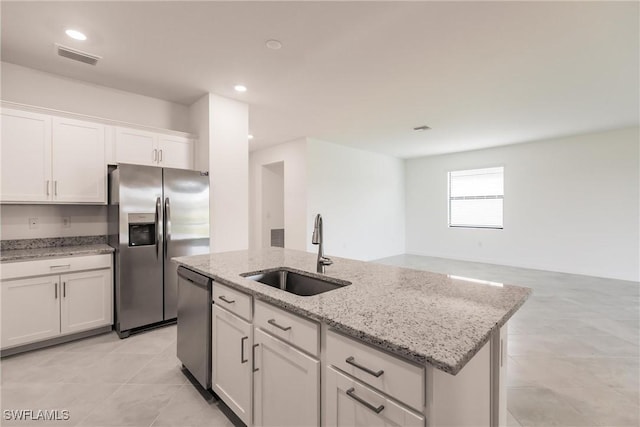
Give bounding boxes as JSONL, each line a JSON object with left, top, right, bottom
{"left": 56, "top": 44, "right": 101, "bottom": 66}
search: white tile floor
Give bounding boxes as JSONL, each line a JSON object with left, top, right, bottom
{"left": 1, "top": 255, "right": 638, "bottom": 427}
{"left": 379, "top": 255, "right": 640, "bottom": 427}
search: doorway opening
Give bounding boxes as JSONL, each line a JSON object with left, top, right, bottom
{"left": 261, "top": 161, "right": 284, "bottom": 248}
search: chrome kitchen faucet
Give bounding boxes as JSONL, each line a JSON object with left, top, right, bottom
{"left": 312, "top": 214, "right": 333, "bottom": 273}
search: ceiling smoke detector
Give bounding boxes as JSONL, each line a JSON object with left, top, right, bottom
{"left": 413, "top": 125, "right": 431, "bottom": 132}
{"left": 265, "top": 39, "right": 282, "bottom": 50}
{"left": 56, "top": 44, "right": 101, "bottom": 65}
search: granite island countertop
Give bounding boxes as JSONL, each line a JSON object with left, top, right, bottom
{"left": 174, "top": 248, "right": 531, "bottom": 375}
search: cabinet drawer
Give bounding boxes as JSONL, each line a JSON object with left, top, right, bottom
{"left": 1, "top": 254, "right": 112, "bottom": 281}
{"left": 326, "top": 366, "right": 425, "bottom": 427}
{"left": 254, "top": 300, "right": 319, "bottom": 356}
{"left": 326, "top": 329, "right": 425, "bottom": 412}
{"left": 213, "top": 282, "right": 252, "bottom": 321}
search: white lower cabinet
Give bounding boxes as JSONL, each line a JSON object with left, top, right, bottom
{"left": 206, "top": 298, "right": 503, "bottom": 427}
{"left": 0, "top": 255, "right": 114, "bottom": 351}
{"left": 253, "top": 327, "right": 320, "bottom": 427}
{"left": 0, "top": 275, "right": 60, "bottom": 348}
{"left": 325, "top": 366, "right": 425, "bottom": 427}
{"left": 60, "top": 269, "right": 112, "bottom": 334}
{"left": 212, "top": 304, "right": 252, "bottom": 426}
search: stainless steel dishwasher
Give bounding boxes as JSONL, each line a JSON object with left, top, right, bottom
{"left": 177, "top": 266, "right": 212, "bottom": 389}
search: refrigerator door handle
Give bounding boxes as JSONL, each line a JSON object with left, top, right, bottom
{"left": 164, "top": 197, "right": 171, "bottom": 257}
{"left": 155, "top": 196, "right": 162, "bottom": 259}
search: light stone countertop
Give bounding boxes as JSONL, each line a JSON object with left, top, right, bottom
{"left": 174, "top": 247, "right": 531, "bottom": 375}
{"left": 0, "top": 244, "right": 114, "bottom": 262}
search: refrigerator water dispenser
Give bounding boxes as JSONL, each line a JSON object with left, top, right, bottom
{"left": 128, "top": 213, "right": 156, "bottom": 247}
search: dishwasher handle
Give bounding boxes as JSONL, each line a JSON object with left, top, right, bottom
{"left": 177, "top": 266, "right": 211, "bottom": 289}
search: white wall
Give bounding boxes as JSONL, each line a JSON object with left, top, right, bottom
{"left": 405, "top": 127, "right": 640, "bottom": 281}
{"left": 249, "top": 138, "right": 308, "bottom": 251}
{"left": 261, "top": 162, "right": 285, "bottom": 247}
{"left": 306, "top": 139, "right": 406, "bottom": 261}
{"left": 208, "top": 93, "right": 249, "bottom": 252}
{"left": 0, "top": 205, "right": 107, "bottom": 240}
{"left": 250, "top": 138, "right": 405, "bottom": 260}
{"left": 189, "top": 94, "right": 210, "bottom": 171}
{"left": 1, "top": 62, "right": 190, "bottom": 132}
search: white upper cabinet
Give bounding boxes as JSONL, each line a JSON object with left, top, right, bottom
{"left": 0, "top": 109, "right": 52, "bottom": 202}
{"left": 115, "top": 126, "right": 194, "bottom": 170}
{"left": 52, "top": 117, "right": 106, "bottom": 203}
{"left": 157, "top": 134, "right": 194, "bottom": 169}
{"left": 114, "top": 127, "right": 157, "bottom": 167}
{"left": 0, "top": 108, "right": 106, "bottom": 204}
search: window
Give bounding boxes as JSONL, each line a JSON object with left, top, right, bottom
{"left": 448, "top": 166, "right": 504, "bottom": 229}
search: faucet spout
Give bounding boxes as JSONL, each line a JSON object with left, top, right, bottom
{"left": 312, "top": 214, "right": 332, "bottom": 273}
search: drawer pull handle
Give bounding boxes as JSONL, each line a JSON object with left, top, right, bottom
{"left": 267, "top": 319, "right": 291, "bottom": 331}
{"left": 345, "top": 356, "right": 384, "bottom": 377}
{"left": 219, "top": 295, "right": 235, "bottom": 304}
{"left": 346, "top": 387, "right": 385, "bottom": 414}
{"left": 252, "top": 344, "right": 259, "bottom": 372}
{"left": 50, "top": 264, "right": 71, "bottom": 269}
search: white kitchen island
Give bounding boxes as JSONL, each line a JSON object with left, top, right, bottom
{"left": 174, "top": 248, "right": 531, "bottom": 427}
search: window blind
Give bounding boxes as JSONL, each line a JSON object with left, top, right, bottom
{"left": 448, "top": 167, "right": 504, "bottom": 228}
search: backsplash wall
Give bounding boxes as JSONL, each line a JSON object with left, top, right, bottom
{"left": 0, "top": 205, "right": 108, "bottom": 240}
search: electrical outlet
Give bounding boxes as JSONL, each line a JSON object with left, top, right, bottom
{"left": 62, "top": 217, "right": 71, "bottom": 228}
{"left": 28, "top": 217, "right": 39, "bottom": 229}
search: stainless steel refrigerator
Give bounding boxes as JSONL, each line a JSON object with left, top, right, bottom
{"left": 108, "top": 163, "right": 209, "bottom": 338}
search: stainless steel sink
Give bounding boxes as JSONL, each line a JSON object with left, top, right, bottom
{"left": 241, "top": 269, "right": 350, "bottom": 296}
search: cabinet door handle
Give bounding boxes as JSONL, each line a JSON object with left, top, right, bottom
{"left": 54, "top": 181, "right": 58, "bottom": 196}
{"left": 252, "top": 344, "right": 259, "bottom": 372}
{"left": 267, "top": 318, "right": 291, "bottom": 331}
{"left": 218, "top": 295, "right": 235, "bottom": 304}
{"left": 153, "top": 149, "right": 158, "bottom": 162}
{"left": 46, "top": 180, "right": 50, "bottom": 196}
{"left": 345, "top": 356, "right": 384, "bottom": 377}
{"left": 346, "top": 387, "right": 385, "bottom": 414}
{"left": 159, "top": 149, "right": 163, "bottom": 163}
{"left": 240, "top": 336, "right": 248, "bottom": 363}
{"left": 54, "top": 282, "right": 58, "bottom": 299}
{"left": 63, "top": 282, "right": 66, "bottom": 298}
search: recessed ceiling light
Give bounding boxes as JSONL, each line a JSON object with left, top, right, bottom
{"left": 265, "top": 39, "right": 282, "bottom": 50}
{"left": 65, "top": 29, "right": 87, "bottom": 41}
{"left": 234, "top": 85, "right": 247, "bottom": 92}
{"left": 413, "top": 125, "right": 431, "bottom": 132}
{"left": 248, "top": 134, "right": 254, "bottom": 140}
